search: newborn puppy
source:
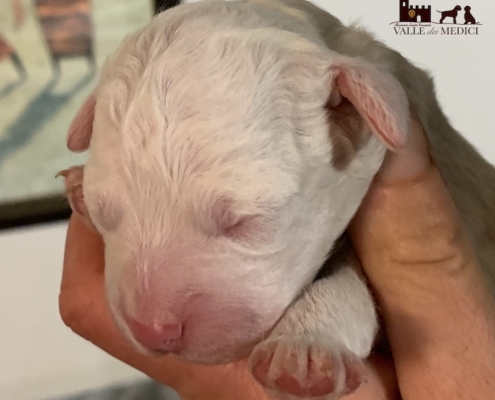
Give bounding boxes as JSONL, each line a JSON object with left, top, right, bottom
{"left": 58, "top": 0, "right": 495, "bottom": 399}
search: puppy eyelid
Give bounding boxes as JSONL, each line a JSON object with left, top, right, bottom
{"left": 93, "top": 194, "right": 122, "bottom": 231}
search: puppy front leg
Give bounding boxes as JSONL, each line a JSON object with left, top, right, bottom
{"left": 248, "top": 259, "right": 378, "bottom": 400}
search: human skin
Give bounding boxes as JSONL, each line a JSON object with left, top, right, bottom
{"left": 59, "top": 117, "right": 495, "bottom": 400}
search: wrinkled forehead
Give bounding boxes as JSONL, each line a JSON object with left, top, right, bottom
{"left": 92, "top": 23, "right": 313, "bottom": 158}
{"left": 99, "top": 24, "right": 300, "bottom": 128}
{"left": 96, "top": 1, "right": 331, "bottom": 120}
{"left": 85, "top": 6, "right": 333, "bottom": 217}
{"left": 96, "top": 31, "right": 294, "bottom": 150}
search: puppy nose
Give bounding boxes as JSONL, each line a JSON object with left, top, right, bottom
{"left": 128, "top": 320, "right": 184, "bottom": 353}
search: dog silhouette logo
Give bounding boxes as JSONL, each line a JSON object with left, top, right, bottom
{"left": 437, "top": 5, "right": 462, "bottom": 24}
{"left": 463, "top": 6, "right": 477, "bottom": 24}
{"left": 437, "top": 5, "right": 478, "bottom": 24}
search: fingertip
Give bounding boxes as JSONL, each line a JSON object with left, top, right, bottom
{"left": 376, "top": 115, "right": 433, "bottom": 185}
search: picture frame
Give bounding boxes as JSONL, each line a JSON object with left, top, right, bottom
{"left": 0, "top": 0, "right": 179, "bottom": 230}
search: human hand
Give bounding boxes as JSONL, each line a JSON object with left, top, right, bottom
{"left": 59, "top": 114, "right": 495, "bottom": 400}
{"left": 348, "top": 115, "right": 495, "bottom": 399}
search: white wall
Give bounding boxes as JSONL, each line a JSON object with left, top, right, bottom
{"left": 0, "top": 222, "right": 147, "bottom": 400}
{"left": 310, "top": 0, "right": 495, "bottom": 162}
{"left": 1, "top": 1, "right": 494, "bottom": 399}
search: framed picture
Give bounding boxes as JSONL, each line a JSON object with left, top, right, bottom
{"left": 0, "top": 0, "right": 179, "bottom": 229}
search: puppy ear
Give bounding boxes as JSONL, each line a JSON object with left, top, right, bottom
{"left": 67, "top": 94, "right": 96, "bottom": 152}
{"left": 56, "top": 166, "right": 95, "bottom": 230}
{"left": 326, "top": 56, "right": 410, "bottom": 169}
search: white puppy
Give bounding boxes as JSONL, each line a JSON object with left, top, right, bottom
{"left": 58, "top": 0, "right": 495, "bottom": 399}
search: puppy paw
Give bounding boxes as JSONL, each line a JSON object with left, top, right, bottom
{"left": 248, "top": 335, "right": 366, "bottom": 400}
{"left": 56, "top": 165, "right": 95, "bottom": 230}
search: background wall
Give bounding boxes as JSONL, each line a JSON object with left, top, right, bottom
{"left": 0, "top": 222, "right": 147, "bottom": 400}
{"left": 0, "top": 0, "right": 493, "bottom": 399}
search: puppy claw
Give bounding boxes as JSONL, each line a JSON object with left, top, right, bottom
{"left": 55, "top": 169, "right": 70, "bottom": 179}
{"left": 55, "top": 165, "right": 95, "bottom": 230}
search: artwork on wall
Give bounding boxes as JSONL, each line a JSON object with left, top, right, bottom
{"left": 0, "top": 0, "right": 163, "bottom": 228}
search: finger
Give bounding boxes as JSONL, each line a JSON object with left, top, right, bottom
{"left": 348, "top": 114, "right": 474, "bottom": 287}
{"left": 348, "top": 127, "right": 495, "bottom": 399}
{"left": 376, "top": 114, "right": 432, "bottom": 184}
{"left": 349, "top": 123, "right": 483, "bottom": 324}
{"left": 60, "top": 213, "right": 105, "bottom": 291}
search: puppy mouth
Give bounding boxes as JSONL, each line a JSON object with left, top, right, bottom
{"left": 136, "top": 339, "right": 256, "bottom": 365}
{"left": 143, "top": 347, "right": 172, "bottom": 357}
{"left": 130, "top": 340, "right": 179, "bottom": 358}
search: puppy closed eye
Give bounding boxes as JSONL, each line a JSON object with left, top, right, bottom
{"left": 223, "top": 214, "right": 268, "bottom": 241}
{"left": 90, "top": 194, "right": 123, "bottom": 232}
{"left": 209, "top": 196, "right": 277, "bottom": 243}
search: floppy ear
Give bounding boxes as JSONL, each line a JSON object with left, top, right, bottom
{"left": 67, "top": 94, "right": 96, "bottom": 152}
{"left": 326, "top": 55, "right": 410, "bottom": 169}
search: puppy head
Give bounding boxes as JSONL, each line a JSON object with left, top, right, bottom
{"left": 58, "top": 9, "right": 409, "bottom": 364}
{"left": 464, "top": 6, "right": 471, "bottom": 11}
{"left": 455, "top": 5, "right": 462, "bottom": 11}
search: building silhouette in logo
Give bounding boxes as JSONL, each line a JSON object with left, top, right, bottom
{"left": 399, "top": 0, "right": 432, "bottom": 22}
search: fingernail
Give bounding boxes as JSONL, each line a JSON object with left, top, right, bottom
{"left": 377, "top": 116, "right": 433, "bottom": 184}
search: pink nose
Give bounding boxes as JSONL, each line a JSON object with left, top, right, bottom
{"left": 128, "top": 320, "right": 184, "bottom": 353}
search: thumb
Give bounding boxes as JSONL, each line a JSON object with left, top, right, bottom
{"left": 347, "top": 117, "right": 495, "bottom": 400}
{"left": 376, "top": 115, "right": 432, "bottom": 184}
{"left": 348, "top": 115, "right": 476, "bottom": 299}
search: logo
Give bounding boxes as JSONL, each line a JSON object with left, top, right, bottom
{"left": 391, "top": 1, "right": 482, "bottom": 35}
